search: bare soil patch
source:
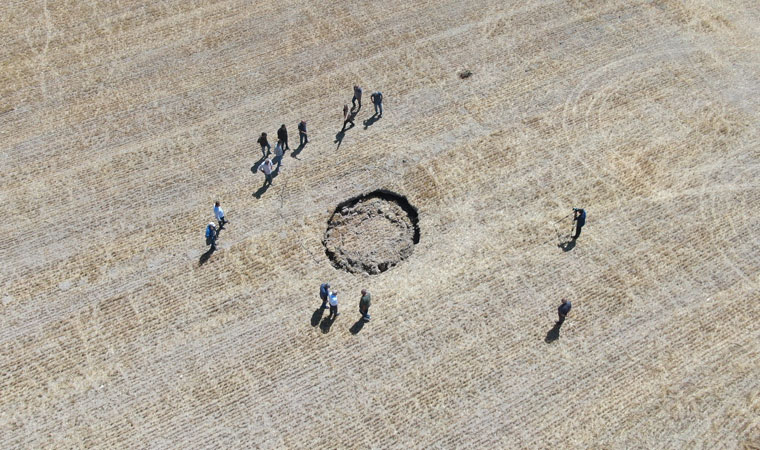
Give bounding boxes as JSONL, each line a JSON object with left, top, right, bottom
{"left": 323, "top": 190, "right": 420, "bottom": 274}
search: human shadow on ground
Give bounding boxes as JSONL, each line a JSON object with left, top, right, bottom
{"left": 290, "top": 142, "right": 306, "bottom": 159}
{"left": 199, "top": 246, "right": 215, "bottom": 266}
{"left": 558, "top": 239, "right": 576, "bottom": 252}
{"left": 363, "top": 113, "right": 380, "bottom": 129}
{"left": 545, "top": 321, "right": 562, "bottom": 343}
{"left": 320, "top": 316, "right": 335, "bottom": 334}
{"left": 349, "top": 319, "right": 365, "bottom": 335}
{"left": 253, "top": 179, "right": 271, "bottom": 199}
{"left": 272, "top": 154, "right": 286, "bottom": 173}
{"left": 311, "top": 307, "right": 325, "bottom": 327}
{"left": 334, "top": 130, "right": 346, "bottom": 150}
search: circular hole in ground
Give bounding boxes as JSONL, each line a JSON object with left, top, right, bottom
{"left": 323, "top": 190, "right": 420, "bottom": 275}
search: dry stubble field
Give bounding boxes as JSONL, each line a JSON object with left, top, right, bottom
{"left": 1, "top": 0, "right": 759, "bottom": 447}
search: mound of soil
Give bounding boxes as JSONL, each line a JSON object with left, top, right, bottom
{"left": 323, "top": 190, "right": 420, "bottom": 274}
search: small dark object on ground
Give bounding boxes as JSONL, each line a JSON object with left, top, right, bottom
{"left": 459, "top": 70, "right": 472, "bottom": 79}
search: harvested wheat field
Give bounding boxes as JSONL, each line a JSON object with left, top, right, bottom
{"left": 2, "top": 0, "right": 760, "bottom": 447}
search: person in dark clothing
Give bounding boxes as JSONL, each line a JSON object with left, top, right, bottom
{"left": 320, "top": 283, "right": 330, "bottom": 309}
{"left": 298, "top": 120, "right": 308, "bottom": 145}
{"left": 352, "top": 85, "right": 362, "bottom": 110}
{"left": 277, "top": 124, "right": 289, "bottom": 150}
{"left": 359, "top": 289, "right": 371, "bottom": 322}
{"left": 572, "top": 208, "right": 586, "bottom": 240}
{"left": 257, "top": 132, "right": 271, "bottom": 156}
{"left": 557, "top": 298, "right": 572, "bottom": 324}
{"left": 342, "top": 107, "right": 357, "bottom": 131}
{"left": 370, "top": 91, "right": 383, "bottom": 116}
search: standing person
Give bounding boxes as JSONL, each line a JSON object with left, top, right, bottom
{"left": 298, "top": 120, "right": 308, "bottom": 145}
{"left": 342, "top": 107, "right": 356, "bottom": 131}
{"left": 213, "top": 201, "right": 227, "bottom": 229}
{"left": 277, "top": 124, "right": 289, "bottom": 150}
{"left": 352, "top": 85, "right": 362, "bottom": 109}
{"left": 274, "top": 139, "right": 284, "bottom": 167}
{"left": 205, "top": 222, "right": 217, "bottom": 250}
{"left": 572, "top": 208, "right": 586, "bottom": 240}
{"left": 320, "top": 283, "right": 330, "bottom": 309}
{"left": 557, "top": 298, "right": 572, "bottom": 324}
{"left": 359, "top": 289, "right": 372, "bottom": 322}
{"left": 259, "top": 157, "right": 274, "bottom": 186}
{"left": 328, "top": 290, "right": 340, "bottom": 319}
{"left": 370, "top": 91, "right": 383, "bottom": 116}
{"left": 257, "top": 132, "right": 271, "bottom": 156}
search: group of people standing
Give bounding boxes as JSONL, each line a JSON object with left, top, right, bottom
{"left": 203, "top": 84, "right": 385, "bottom": 251}
{"left": 255, "top": 121, "right": 308, "bottom": 186}
{"left": 200, "top": 86, "right": 585, "bottom": 333}
{"left": 342, "top": 85, "right": 383, "bottom": 131}
{"left": 199, "top": 84, "right": 383, "bottom": 327}
{"left": 320, "top": 283, "right": 372, "bottom": 323}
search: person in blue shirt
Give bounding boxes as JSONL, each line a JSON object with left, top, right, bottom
{"left": 557, "top": 298, "right": 571, "bottom": 324}
{"left": 319, "top": 283, "right": 330, "bottom": 309}
{"left": 572, "top": 208, "right": 586, "bottom": 240}
{"left": 205, "top": 222, "right": 217, "bottom": 250}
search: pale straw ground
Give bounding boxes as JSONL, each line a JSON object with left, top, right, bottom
{"left": 1, "top": 0, "right": 759, "bottom": 448}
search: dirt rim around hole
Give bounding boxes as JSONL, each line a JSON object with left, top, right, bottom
{"left": 323, "top": 190, "right": 420, "bottom": 275}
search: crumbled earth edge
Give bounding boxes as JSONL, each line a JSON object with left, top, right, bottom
{"left": 323, "top": 190, "right": 420, "bottom": 274}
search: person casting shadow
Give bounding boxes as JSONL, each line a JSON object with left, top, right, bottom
{"left": 253, "top": 158, "right": 275, "bottom": 199}
{"left": 199, "top": 223, "right": 218, "bottom": 265}
{"left": 342, "top": 108, "right": 357, "bottom": 133}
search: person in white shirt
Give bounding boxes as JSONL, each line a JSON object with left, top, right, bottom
{"left": 213, "top": 201, "right": 227, "bottom": 228}
{"left": 328, "top": 291, "right": 340, "bottom": 320}
{"left": 274, "top": 139, "right": 284, "bottom": 167}
{"left": 259, "top": 158, "right": 274, "bottom": 186}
